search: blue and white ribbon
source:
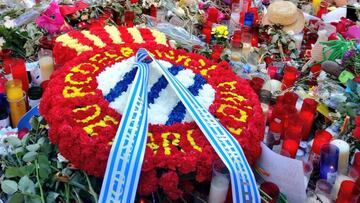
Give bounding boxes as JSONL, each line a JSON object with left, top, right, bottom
{"left": 99, "top": 52, "right": 150, "bottom": 203}
{"left": 99, "top": 48, "right": 260, "bottom": 203}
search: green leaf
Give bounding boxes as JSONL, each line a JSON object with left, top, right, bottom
{"left": 5, "top": 167, "right": 20, "bottom": 178}
{"left": 13, "top": 147, "right": 24, "bottom": 154}
{"left": 37, "top": 137, "right": 46, "bottom": 145}
{"left": 18, "top": 176, "right": 35, "bottom": 194}
{"left": 38, "top": 154, "right": 51, "bottom": 179}
{"left": 1, "top": 180, "right": 18, "bottom": 194}
{"left": 5, "top": 165, "right": 35, "bottom": 178}
{"left": 24, "top": 195, "right": 42, "bottom": 203}
{"left": 46, "top": 192, "right": 59, "bottom": 202}
{"left": 8, "top": 192, "right": 24, "bottom": 203}
{"left": 4, "top": 137, "right": 22, "bottom": 147}
{"left": 30, "top": 117, "right": 40, "bottom": 131}
{"left": 22, "top": 151, "right": 38, "bottom": 162}
{"left": 26, "top": 144, "right": 40, "bottom": 152}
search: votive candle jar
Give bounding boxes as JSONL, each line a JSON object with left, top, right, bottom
{"left": 6, "top": 79, "right": 27, "bottom": 127}
{"left": 320, "top": 144, "right": 339, "bottom": 184}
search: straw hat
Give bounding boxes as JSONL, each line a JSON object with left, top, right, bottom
{"left": 262, "top": 1, "right": 305, "bottom": 33}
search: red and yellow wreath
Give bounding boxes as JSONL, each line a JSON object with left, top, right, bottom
{"left": 42, "top": 28, "right": 264, "bottom": 199}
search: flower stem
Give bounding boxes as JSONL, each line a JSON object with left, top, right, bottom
{"left": 84, "top": 172, "right": 98, "bottom": 203}
{"left": 35, "top": 159, "right": 46, "bottom": 203}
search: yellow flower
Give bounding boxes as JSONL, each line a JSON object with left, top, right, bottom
{"left": 211, "top": 25, "right": 229, "bottom": 39}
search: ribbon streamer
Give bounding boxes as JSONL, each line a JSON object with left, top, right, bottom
{"left": 99, "top": 48, "right": 260, "bottom": 203}
{"left": 99, "top": 52, "right": 150, "bottom": 203}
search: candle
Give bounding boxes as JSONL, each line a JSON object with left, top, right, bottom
{"left": 282, "top": 139, "right": 299, "bottom": 158}
{"left": 124, "top": 10, "right": 135, "bottom": 27}
{"left": 230, "top": 3, "right": 241, "bottom": 29}
{"left": 335, "top": 180, "right": 357, "bottom": 202}
{"left": 348, "top": 153, "right": 360, "bottom": 182}
{"left": 330, "top": 139, "right": 350, "bottom": 175}
{"left": 320, "top": 144, "right": 339, "bottom": 184}
{"left": 300, "top": 98, "right": 318, "bottom": 140}
{"left": 267, "top": 117, "right": 283, "bottom": 152}
{"left": 150, "top": 5, "right": 157, "bottom": 17}
{"left": 284, "top": 114, "right": 303, "bottom": 141}
{"left": 38, "top": 49, "right": 54, "bottom": 82}
{"left": 309, "top": 132, "right": 332, "bottom": 167}
{"left": 9, "top": 58, "right": 29, "bottom": 92}
{"left": 331, "top": 175, "right": 353, "bottom": 200}
{"left": 5, "top": 80, "right": 27, "bottom": 127}
{"left": 230, "top": 30, "right": 242, "bottom": 62}
{"left": 208, "top": 160, "right": 230, "bottom": 203}
{"left": 281, "top": 66, "right": 298, "bottom": 90}
{"left": 313, "top": 0, "right": 321, "bottom": 14}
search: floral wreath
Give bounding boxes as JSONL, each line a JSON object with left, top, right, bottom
{"left": 42, "top": 33, "right": 264, "bottom": 199}
{"left": 53, "top": 25, "right": 168, "bottom": 64}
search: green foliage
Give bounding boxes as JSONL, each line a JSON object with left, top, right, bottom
{"left": 0, "top": 116, "right": 101, "bottom": 203}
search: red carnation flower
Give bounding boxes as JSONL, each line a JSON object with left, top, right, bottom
{"left": 130, "top": 0, "right": 138, "bottom": 3}
{"left": 138, "top": 170, "right": 158, "bottom": 196}
{"left": 355, "top": 116, "right": 360, "bottom": 126}
{"left": 159, "top": 171, "right": 183, "bottom": 200}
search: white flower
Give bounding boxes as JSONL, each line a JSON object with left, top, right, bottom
{"left": 57, "top": 153, "right": 69, "bottom": 163}
{"left": 0, "top": 37, "right": 5, "bottom": 52}
{"left": 3, "top": 16, "right": 16, "bottom": 29}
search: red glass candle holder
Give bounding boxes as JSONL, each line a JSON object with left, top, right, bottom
{"left": 150, "top": 5, "right": 157, "bottom": 17}
{"left": 282, "top": 139, "right": 299, "bottom": 158}
{"left": 267, "top": 66, "right": 277, "bottom": 79}
{"left": 124, "top": 10, "right": 135, "bottom": 27}
{"left": 353, "top": 153, "right": 360, "bottom": 174}
{"left": 250, "top": 77, "right": 265, "bottom": 94}
{"left": 311, "top": 136, "right": 331, "bottom": 155}
{"left": 336, "top": 180, "right": 357, "bottom": 203}
{"left": 281, "top": 66, "right": 299, "bottom": 90}
{"left": 284, "top": 114, "right": 303, "bottom": 141}
{"left": 9, "top": 58, "right": 29, "bottom": 92}
{"left": 300, "top": 98, "right": 318, "bottom": 140}
{"left": 283, "top": 92, "right": 298, "bottom": 108}
{"left": 232, "top": 29, "right": 242, "bottom": 45}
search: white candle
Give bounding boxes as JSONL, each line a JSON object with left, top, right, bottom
{"left": 208, "top": 175, "right": 230, "bottom": 203}
{"left": 330, "top": 139, "right": 350, "bottom": 174}
{"left": 330, "top": 174, "right": 352, "bottom": 200}
{"left": 39, "top": 56, "right": 54, "bottom": 81}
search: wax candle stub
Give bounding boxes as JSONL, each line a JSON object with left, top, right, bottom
{"left": 208, "top": 160, "right": 230, "bottom": 203}
{"left": 5, "top": 80, "right": 27, "bottom": 127}
{"left": 39, "top": 49, "right": 54, "bottom": 82}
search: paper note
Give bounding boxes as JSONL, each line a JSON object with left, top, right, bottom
{"left": 256, "top": 143, "right": 307, "bottom": 203}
